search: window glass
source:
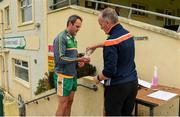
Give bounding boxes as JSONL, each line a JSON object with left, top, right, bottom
{"left": 5, "top": 6, "right": 10, "bottom": 27}
{"left": 21, "top": 7, "right": 32, "bottom": 22}
{"left": 21, "top": 0, "right": 26, "bottom": 7}
{"left": 20, "top": 0, "right": 32, "bottom": 23}
{"left": 14, "top": 59, "right": 29, "bottom": 83}
{"left": 15, "top": 59, "right": 21, "bottom": 65}
{"left": 27, "top": 0, "right": 32, "bottom": 5}
{"left": 49, "top": 0, "right": 78, "bottom": 10}
{"left": 131, "top": 3, "right": 147, "bottom": 16}
{"left": 22, "top": 61, "right": 28, "bottom": 67}
{"left": 15, "top": 66, "right": 29, "bottom": 82}
{"left": 132, "top": 4, "right": 138, "bottom": 14}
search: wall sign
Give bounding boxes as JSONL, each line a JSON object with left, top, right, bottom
{"left": 4, "top": 36, "right": 26, "bottom": 49}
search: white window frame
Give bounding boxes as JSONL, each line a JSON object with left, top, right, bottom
{"left": 18, "top": 0, "right": 33, "bottom": 24}
{"left": 13, "top": 58, "right": 30, "bottom": 87}
{"left": 4, "top": 6, "right": 10, "bottom": 29}
{"left": 131, "top": 3, "right": 148, "bottom": 16}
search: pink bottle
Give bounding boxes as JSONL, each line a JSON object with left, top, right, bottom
{"left": 151, "top": 66, "right": 158, "bottom": 88}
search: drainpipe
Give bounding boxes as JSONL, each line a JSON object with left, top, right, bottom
{"left": 0, "top": 9, "right": 4, "bottom": 49}
{"left": 0, "top": 9, "right": 5, "bottom": 89}
{"left": 0, "top": 9, "right": 9, "bottom": 92}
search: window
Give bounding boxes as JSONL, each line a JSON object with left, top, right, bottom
{"left": 19, "top": 0, "right": 32, "bottom": 23}
{"left": 85, "top": 0, "right": 107, "bottom": 10}
{"left": 156, "top": 9, "right": 164, "bottom": 21}
{"left": 49, "top": 0, "right": 79, "bottom": 10}
{"left": 131, "top": 3, "right": 147, "bottom": 16}
{"left": 4, "top": 6, "right": 10, "bottom": 28}
{"left": 164, "top": 9, "right": 175, "bottom": 26}
{"left": 14, "top": 59, "right": 29, "bottom": 83}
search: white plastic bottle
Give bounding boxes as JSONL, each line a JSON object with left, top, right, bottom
{"left": 84, "top": 49, "right": 93, "bottom": 58}
{"left": 151, "top": 66, "right": 158, "bottom": 88}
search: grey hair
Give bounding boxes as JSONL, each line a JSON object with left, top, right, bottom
{"left": 99, "top": 8, "right": 118, "bottom": 24}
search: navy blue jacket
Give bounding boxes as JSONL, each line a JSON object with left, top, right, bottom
{"left": 103, "top": 24, "right": 137, "bottom": 86}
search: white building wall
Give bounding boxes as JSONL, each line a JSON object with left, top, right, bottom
{"left": 0, "top": 0, "right": 47, "bottom": 101}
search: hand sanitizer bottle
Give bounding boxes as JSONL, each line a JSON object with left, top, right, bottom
{"left": 151, "top": 66, "right": 158, "bottom": 88}
{"left": 86, "top": 49, "right": 93, "bottom": 56}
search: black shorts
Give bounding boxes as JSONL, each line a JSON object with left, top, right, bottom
{"left": 104, "top": 80, "right": 138, "bottom": 116}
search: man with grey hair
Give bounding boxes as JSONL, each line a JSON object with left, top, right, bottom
{"left": 53, "top": 15, "right": 90, "bottom": 116}
{"left": 87, "top": 8, "right": 138, "bottom": 116}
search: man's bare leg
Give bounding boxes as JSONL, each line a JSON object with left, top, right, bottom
{"left": 56, "top": 96, "right": 69, "bottom": 116}
{"left": 65, "top": 91, "right": 75, "bottom": 116}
